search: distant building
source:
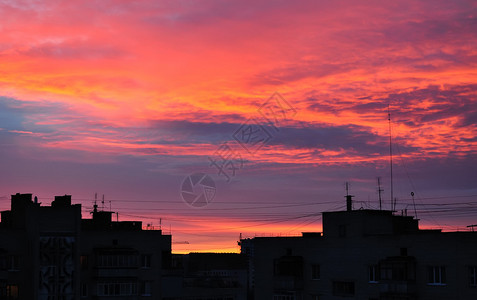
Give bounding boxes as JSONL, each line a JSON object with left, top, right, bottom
{"left": 163, "top": 252, "right": 248, "bottom": 300}
{"left": 240, "top": 197, "right": 477, "bottom": 300}
{"left": 0, "top": 193, "right": 171, "bottom": 300}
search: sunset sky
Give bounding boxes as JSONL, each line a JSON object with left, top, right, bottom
{"left": 0, "top": 0, "right": 476, "bottom": 253}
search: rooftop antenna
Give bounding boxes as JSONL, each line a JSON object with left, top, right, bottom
{"left": 411, "top": 192, "right": 418, "bottom": 219}
{"left": 467, "top": 224, "right": 477, "bottom": 232}
{"left": 377, "top": 177, "right": 383, "bottom": 210}
{"left": 388, "top": 105, "right": 394, "bottom": 211}
{"left": 102, "top": 194, "right": 105, "bottom": 211}
{"left": 93, "top": 193, "right": 98, "bottom": 213}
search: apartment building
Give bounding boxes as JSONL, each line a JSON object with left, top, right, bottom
{"left": 240, "top": 197, "right": 477, "bottom": 300}
{"left": 0, "top": 193, "right": 171, "bottom": 300}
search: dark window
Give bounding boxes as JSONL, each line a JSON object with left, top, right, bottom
{"left": 333, "top": 281, "right": 355, "bottom": 296}
{"left": 6, "top": 284, "right": 19, "bottom": 299}
{"left": 80, "top": 283, "right": 88, "bottom": 297}
{"left": 96, "top": 254, "right": 137, "bottom": 268}
{"left": 379, "top": 261, "right": 414, "bottom": 281}
{"left": 470, "top": 266, "right": 477, "bottom": 287}
{"left": 97, "top": 282, "right": 137, "bottom": 296}
{"left": 273, "top": 294, "right": 296, "bottom": 300}
{"left": 311, "top": 264, "right": 320, "bottom": 280}
{"left": 140, "top": 281, "right": 152, "bottom": 296}
{"left": 80, "top": 255, "right": 88, "bottom": 270}
{"left": 273, "top": 257, "right": 303, "bottom": 277}
{"left": 8, "top": 256, "right": 19, "bottom": 271}
{"left": 162, "top": 251, "right": 172, "bottom": 269}
{"left": 428, "top": 266, "right": 446, "bottom": 285}
{"left": 369, "top": 265, "right": 378, "bottom": 283}
{"left": 141, "top": 254, "right": 151, "bottom": 268}
{"left": 0, "top": 256, "right": 7, "bottom": 270}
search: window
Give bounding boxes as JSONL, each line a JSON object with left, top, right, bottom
{"left": 379, "top": 260, "right": 415, "bottom": 281}
{"left": 80, "top": 283, "right": 88, "bottom": 297}
{"left": 368, "top": 265, "right": 378, "bottom": 283}
{"left": 97, "top": 282, "right": 137, "bottom": 296}
{"left": 273, "top": 294, "right": 296, "bottom": 300}
{"left": 428, "top": 266, "right": 446, "bottom": 285}
{"left": 6, "top": 284, "right": 19, "bottom": 299}
{"left": 140, "top": 281, "right": 152, "bottom": 296}
{"left": 8, "top": 256, "right": 19, "bottom": 271}
{"left": 311, "top": 264, "right": 320, "bottom": 280}
{"left": 96, "top": 254, "right": 137, "bottom": 268}
{"left": 273, "top": 257, "right": 303, "bottom": 277}
{"left": 469, "top": 266, "right": 477, "bottom": 287}
{"left": 80, "top": 255, "right": 88, "bottom": 270}
{"left": 0, "top": 256, "right": 7, "bottom": 270}
{"left": 333, "top": 281, "right": 355, "bottom": 296}
{"left": 141, "top": 254, "right": 152, "bottom": 268}
{"left": 162, "top": 250, "right": 172, "bottom": 269}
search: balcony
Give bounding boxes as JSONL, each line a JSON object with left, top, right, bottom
{"left": 273, "top": 275, "right": 304, "bottom": 290}
{"left": 379, "top": 281, "right": 416, "bottom": 295}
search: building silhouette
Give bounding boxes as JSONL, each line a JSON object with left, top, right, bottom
{"left": 0, "top": 193, "right": 171, "bottom": 299}
{"left": 2, "top": 192, "right": 477, "bottom": 300}
{"left": 240, "top": 197, "right": 477, "bottom": 300}
{"left": 163, "top": 253, "right": 247, "bottom": 300}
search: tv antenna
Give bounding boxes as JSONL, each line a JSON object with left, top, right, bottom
{"left": 93, "top": 192, "right": 98, "bottom": 213}
{"left": 388, "top": 105, "right": 394, "bottom": 211}
{"left": 411, "top": 192, "right": 418, "bottom": 219}
{"left": 377, "top": 177, "right": 383, "bottom": 210}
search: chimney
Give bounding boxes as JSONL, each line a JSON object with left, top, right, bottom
{"left": 344, "top": 182, "right": 354, "bottom": 211}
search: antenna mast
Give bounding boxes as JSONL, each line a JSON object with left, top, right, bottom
{"left": 377, "top": 177, "right": 383, "bottom": 210}
{"left": 93, "top": 193, "right": 98, "bottom": 213}
{"left": 411, "top": 192, "right": 418, "bottom": 219}
{"left": 388, "top": 105, "right": 394, "bottom": 211}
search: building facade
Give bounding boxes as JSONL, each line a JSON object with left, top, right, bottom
{"left": 0, "top": 193, "right": 171, "bottom": 300}
{"left": 163, "top": 253, "right": 248, "bottom": 300}
{"left": 241, "top": 205, "right": 477, "bottom": 300}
